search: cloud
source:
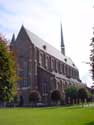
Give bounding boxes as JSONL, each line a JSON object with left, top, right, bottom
{"left": 81, "top": 71, "right": 93, "bottom": 87}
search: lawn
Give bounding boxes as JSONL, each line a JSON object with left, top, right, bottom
{"left": 0, "top": 105, "right": 94, "bottom": 125}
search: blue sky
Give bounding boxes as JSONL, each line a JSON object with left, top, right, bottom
{"left": 0, "top": 0, "right": 94, "bottom": 87}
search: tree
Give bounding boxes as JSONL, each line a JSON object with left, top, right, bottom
{"left": 90, "top": 28, "right": 94, "bottom": 80}
{"left": 65, "top": 86, "right": 78, "bottom": 104}
{"left": 0, "top": 34, "right": 17, "bottom": 104}
{"left": 87, "top": 90, "right": 92, "bottom": 105}
{"left": 29, "top": 90, "right": 41, "bottom": 106}
{"left": 78, "top": 88, "right": 88, "bottom": 107}
{"left": 51, "top": 90, "right": 61, "bottom": 105}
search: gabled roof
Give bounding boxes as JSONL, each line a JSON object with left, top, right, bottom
{"left": 20, "top": 26, "right": 78, "bottom": 69}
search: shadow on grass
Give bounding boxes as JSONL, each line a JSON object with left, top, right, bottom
{"left": 85, "top": 121, "right": 94, "bottom": 125}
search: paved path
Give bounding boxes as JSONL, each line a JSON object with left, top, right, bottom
{"left": 80, "top": 103, "right": 94, "bottom": 107}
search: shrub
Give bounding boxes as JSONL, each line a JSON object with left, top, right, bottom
{"left": 51, "top": 90, "right": 61, "bottom": 105}
{"left": 29, "top": 90, "right": 41, "bottom": 106}
{"left": 65, "top": 86, "right": 78, "bottom": 104}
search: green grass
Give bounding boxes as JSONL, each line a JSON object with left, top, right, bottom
{"left": 0, "top": 105, "right": 94, "bottom": 125}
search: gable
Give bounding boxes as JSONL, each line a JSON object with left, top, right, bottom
{"left": 11, "top": 26, "right": 33, "bottom": 57}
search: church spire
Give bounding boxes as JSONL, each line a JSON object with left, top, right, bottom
{"left": 11, "top": 33, "right": 15, "bottom": 43}
{"left": 61, "top": 23, "right": 65, "bottom": 55}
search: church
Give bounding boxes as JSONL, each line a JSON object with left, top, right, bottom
{"left": 10, "top": 25, "right": 85, "bottom": 106}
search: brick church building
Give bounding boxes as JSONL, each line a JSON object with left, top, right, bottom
{"left": 10, "top": 25, "right": 85, "bottom": 106}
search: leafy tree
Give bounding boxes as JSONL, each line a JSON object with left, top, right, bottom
{"left": 0, "top": 34, "right": 17, "bottom": 104}
{"left": 65, "top": 86, "right": 78, "bottom": 104}
{"left": 78, "top": 88, "right": 88, "bottom": 107}
{"left": 51, "top": 90, "right": 61, "bottom": 105}
{"left": 87, "top": 90, "right": 92, "bottom": 105}
{"left": 29, "top": 90, "right": 41, "bottom": 106}
{"left": 90, "top": 28, "right": 94, "bottom": 80}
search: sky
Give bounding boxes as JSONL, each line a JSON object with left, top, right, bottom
{"left": 0, "top": 0, "right": 94, "bottom": 87}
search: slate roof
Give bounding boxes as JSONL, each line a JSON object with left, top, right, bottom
{"left": 23, "top": 26, "right": 77, "bottom": 69}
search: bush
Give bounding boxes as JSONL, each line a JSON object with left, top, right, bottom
{"left": 78, "top": 88, "right": 88, "bottom": 107}
{"left": 29, "top": 91, "right": 41, "bottom": 106}
{"left": 65, "top": 86, "right": 78, "bottom": 104}
{"left": 51, "top": 90, "right": 61, "bottom": 105}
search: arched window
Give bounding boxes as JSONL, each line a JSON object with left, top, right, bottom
{"left": 56, "top": 60, "right": 58, "bottom": 72}
{"left": 62, "top": 63, "right": 64, "bottom": 74}
{"left": 23, "top": 61, "right": 28, "bottom": 87}
{"left": 51, "top": 58, "right": 55, "bottom": 71}
{"left": 64, "top": 64, "right": 66, "bottom": 75}
{"left": 42, "top": 81, "right": 48, "bottom": 95}
{"left": 58, "top": 62, "right": 60, "bottom": 73}
{"left": 71, "top": 68, "right": 73, "bottom": 78}
{"left": 67, "top": 66, "right": 70, "bottom": 78}
{"left": 60, "top": 62, "right": 62, "bottom": 73}
{"left": 72, "top": 69, "right": 75, "bottom": 78}
{"left": 54, "top": 59, "right": 56, "bottom": 72}
{"left": 46, "top": 55, "right": 50, "bottom": 70}
{"left": 39, "top": 52, "right": 43, "bottom": 66}
{"left": 70, "top": 67, "right": 72, "bottom": 77}
{"left": 76, "top": 70, "right": 79, "bottom": 79}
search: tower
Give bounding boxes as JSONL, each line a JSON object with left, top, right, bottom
{"left": 61, "top": 23, "right": 65, "bottom": 55}
{"left": 10, "top": 33, "right": 15, "bottom": 50}
{"left": 11, "top": 33, "right": 15, "bottom": 43}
